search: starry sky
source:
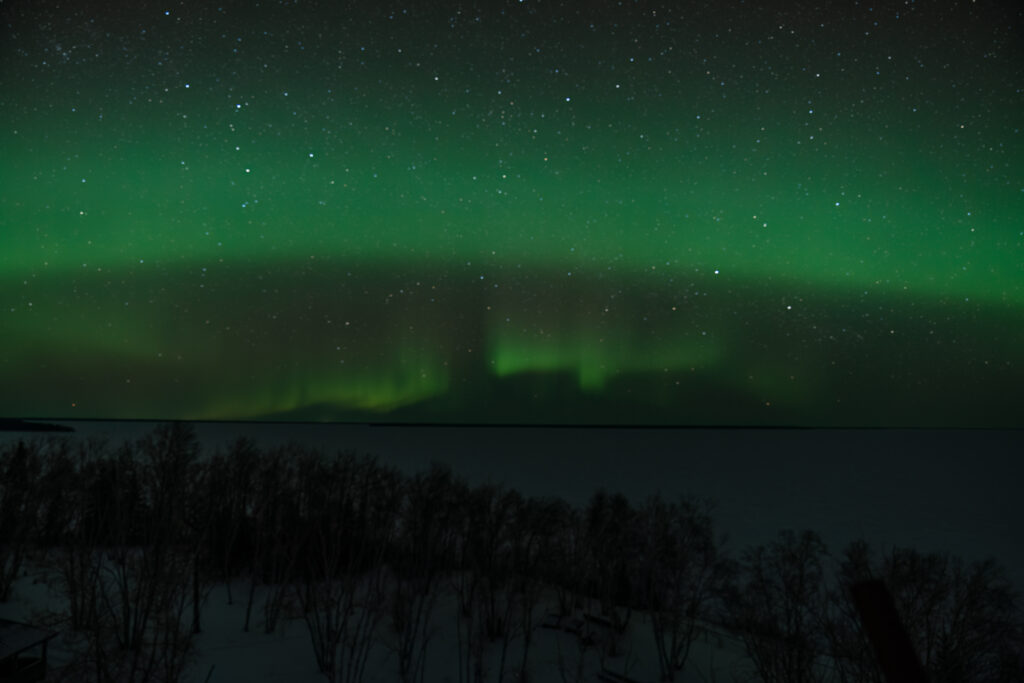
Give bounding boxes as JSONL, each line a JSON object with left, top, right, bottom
{"left": 1, "top": 0, "right": 1022, "bottom": 426}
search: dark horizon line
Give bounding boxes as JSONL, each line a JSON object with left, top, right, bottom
{"left": 3, "top": 416, "right": 1022, "bottom": 432}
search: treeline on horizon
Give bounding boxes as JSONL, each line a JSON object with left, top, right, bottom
{"left": 1, "top": 423, "right": 1022, "bottom": 683}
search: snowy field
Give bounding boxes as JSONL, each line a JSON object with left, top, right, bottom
{"left": 1, "top": 555, "right": 752, "bottom": 683}
{"left": 1, "top": 421, "right": 1020, "bottom": 682}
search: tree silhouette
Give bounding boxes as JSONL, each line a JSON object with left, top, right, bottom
{"left": 582, "top": 489, "right": 639, "bottom": 639}
{"left": 292, "top": 451, "right": 401, "bottom": 683}
{"left": 0, "top": 440, "right": 42, "bottom": 602}
{"left": 724, "top": 530, "right": 830, "bottom": 683}
{"left": 828, "top": 541, "right": 1024, "bottom": 683}
{"left": 635, "top": 494, "right": 730, "bottom": 682}
{"left": 385, "top": 462, "right": 461, "bottom": 683}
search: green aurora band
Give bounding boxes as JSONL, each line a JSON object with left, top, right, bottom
{"left": 1, "top": 1, "right": 1022, "bottom": 425}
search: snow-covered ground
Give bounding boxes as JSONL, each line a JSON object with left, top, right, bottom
{"left": 2, "top": 421, "right": 1020, "bottom": 681}
{"left": 1, "top": 558, "right": 752, "bottom": 683}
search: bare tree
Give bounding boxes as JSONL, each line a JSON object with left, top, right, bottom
{"left": 724, "top": 529, "right": 831, "bottom": 683}
{"left": 0, "top": 439, "right": 43, "bottom": 602}
{"left": 546, "top": 502, "right": 587, "bottom": 619}
{"left": 822, "top": 540, "right": 884, "bottom": 683}
{"left": 384, "top": 462, "right": 461, "bottom": 683}
{"left": 52, "top": 438, "right": 111, "bottom": 632}
{"left": 582, "top": 489, "right": 638, "bottom": 642}
{"left": 449, "top": 494, "right": 482, "bottom": 683}
{"left": 203, "top": 437, "right": 259, "bottom": 604}
{"left": 542, "top": 497, "right": 607, "bottom": 683}
{"left": 484, "top": 489, "right": 530, "bottom": 683}
{"left": 88, "top": 544, "right": 195, "bottom": 683}
{"left": 294, "top": 450, "right": 403, "bottom": 683}
{"left": 635, "top": 494, "right": 730, "bottom": 682}
{"left": 509, "top": 495, "right": 565, "bottom": 683}
{"left": 554, "top": 616, "right": 594, "bottom": 683}
{"left": 60, "top": 425, "right": 201, "bottom": 683}
{"left": 827, "top": 541, "right": 1024, "bottom": 683}
{"left": 33, "top": 437, "right": 80, "bottom": 547}
{"left": 137, "top": 422, "right": 211, "bottom": 636}
{"left": 181, "top": 458, "right": 216, "bottom": 635}
{"left": 241, "top": 445, "right": 301, "bottom": 634}
{"left": 476, "top": 486, "right": 518, "bottom": 643}
{"left": 449, "top": 483, "right": 521, "bottom": 683}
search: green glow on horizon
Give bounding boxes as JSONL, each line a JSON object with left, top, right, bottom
{"left": 489, "top": 326, "right": 722, "bottom": 392}
{"left": 192, "top": 358, "right": 451, "bottom": 421}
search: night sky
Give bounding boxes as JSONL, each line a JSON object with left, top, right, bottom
{"left": 2, "top": 1, "right": 1022, "bottom": 426}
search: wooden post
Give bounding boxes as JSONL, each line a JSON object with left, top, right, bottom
{"left": 850, "top": 579, "right": 929, "bottom": 683}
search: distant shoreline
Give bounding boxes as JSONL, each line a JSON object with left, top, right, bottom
{"left": 0, "top": 418, "right": 75, "bottom": 433}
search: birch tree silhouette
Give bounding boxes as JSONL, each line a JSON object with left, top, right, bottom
{"left": 635, "top": 494, "right": 730, "bottom": 682}
{"left": 724, "top": 530, "right": 830, "bottom": 683}
{"left": 0, "top": 439, "right": 42, "bottom": 602}
{"left": 827, "top": 541, "right": 1024, "bottom": 683}
{"left": 385, "top": 462, "right": 462, "bottom": 683}
{"left": 294, "top": 450, "right": 402, "bottom": 683}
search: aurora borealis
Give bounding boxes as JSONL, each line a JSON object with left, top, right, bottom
{"left": 1, "top": 1, "right": 1022, "bottom": 426}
